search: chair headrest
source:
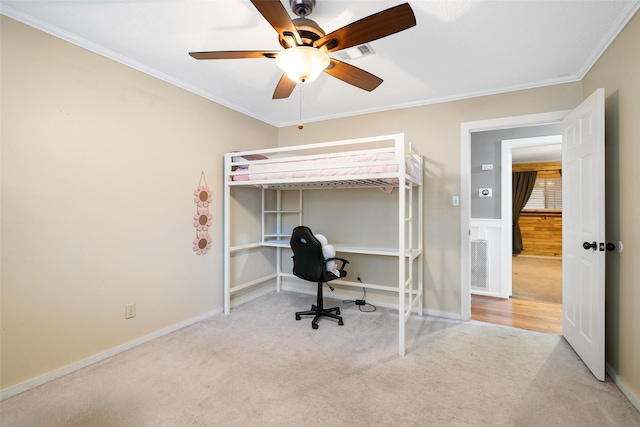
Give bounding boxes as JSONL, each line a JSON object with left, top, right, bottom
{"left": 290, "top": 226, "right": 320, "bottom": 249}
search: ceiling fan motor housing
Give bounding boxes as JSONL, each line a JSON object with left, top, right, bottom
{"left": 279, "top": 17, "right": 325, "bottom": 48}
{"left": 290, "top": 0, "right": 315, "bottom": 17}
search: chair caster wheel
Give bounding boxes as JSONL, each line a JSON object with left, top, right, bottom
{"left": 312, "top": 323, "right": 318, "bottom": 330}
{"left": 336, "top": 309, "right": 341, "bottom": 315}
{"left": 338, "top": 320, "right": 344, "bottom": 326}
{"left": 295, "top": 315, "right": 301, "bottom": 320}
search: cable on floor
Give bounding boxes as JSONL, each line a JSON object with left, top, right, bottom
{"left": 342, "top": 278, "right": 377, "bottom": 312}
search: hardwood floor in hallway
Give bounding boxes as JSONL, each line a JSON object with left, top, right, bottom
{"left": 471, "top": 295, "right": 562, "bottom": 334}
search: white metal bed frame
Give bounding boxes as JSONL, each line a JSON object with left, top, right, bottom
{"left": 223, "top": 133, "right": 423, "bottom": 356}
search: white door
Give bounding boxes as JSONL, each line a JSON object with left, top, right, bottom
{"left": 562, "top": 88, "right": 605, "bottom": 381}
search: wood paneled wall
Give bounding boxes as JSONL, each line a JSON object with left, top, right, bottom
{"left": 515, "top": 162, "right": 562, "bottom": 257}
{"left": 512, "top": 161, "right": 561, "bottom": 179}
{"left": 519, "top": 213, "right": 562, "bottom": 257}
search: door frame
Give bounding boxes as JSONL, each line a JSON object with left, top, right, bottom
{"left": 500, "top": 135, "right": 563, "bottom": 298}
{"left": 460, "top": 111, "right": 569, "bottom": 320}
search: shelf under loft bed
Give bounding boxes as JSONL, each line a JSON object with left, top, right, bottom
{"left": 259, "top": 239, "right": 421, "bottom": 259}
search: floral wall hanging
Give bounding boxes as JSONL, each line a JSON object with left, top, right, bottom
{"left": 192, "top": 172, "right": 212, "bottom": 255}
{"left": 193, "top": 232, "right": 212, "bottom": 255}
{"left": 193, "top": 208, "right": 212, "bottom": 231}
{"left": 194, "top": 185, "right": 212, "bottom": 208}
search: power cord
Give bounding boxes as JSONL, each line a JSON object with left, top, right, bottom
{"left": 343, "top": 276, "right": 377, "bottom": 312}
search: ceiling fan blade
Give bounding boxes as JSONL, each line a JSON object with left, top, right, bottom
{"left": 189, "top": 51, "right": 278, "bottom": 60}
{"left": 272, "top": 73, "right": 297, "bottom": 99}
{"left": 324, "top": 59, "right": 383, "bottom": 92}
{"left": 315, "top": 3, "right": 416, "bottom": 53}
{"left": 251, "top": 0, "right": 301, "bottom": 47}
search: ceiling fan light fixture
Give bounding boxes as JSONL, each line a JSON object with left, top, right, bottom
{"left": 276, "top": 46, "right": 329, "bottom": 84}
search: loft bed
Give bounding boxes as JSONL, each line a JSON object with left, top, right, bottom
{"left": 223, "top": 133, "right": 423, "bottom": 356}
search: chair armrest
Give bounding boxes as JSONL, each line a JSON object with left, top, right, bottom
{"left": 326, "top": 257, "right": 349, "bottom": 272}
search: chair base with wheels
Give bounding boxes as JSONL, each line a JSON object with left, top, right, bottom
{"left": 295, "top": 281, "right": 344, "bottom": 329}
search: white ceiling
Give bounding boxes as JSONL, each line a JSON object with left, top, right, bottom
{"left": 512, "top": 144, "right": 562, "bottom": 164}
{"left": 2, "top": 1, "right": 639, "bottom": 127}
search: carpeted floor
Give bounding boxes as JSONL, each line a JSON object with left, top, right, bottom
{"left": 1, "top": 291, "right": 637, "bottom": 426}
{"left": 512, "top": 256, "right": 562, "bottom": 303}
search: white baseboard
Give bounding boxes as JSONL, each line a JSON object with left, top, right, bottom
{"left": 2, "top": 290, "right": 466, "bottom": 402}
{"left": 230, "top": 285, "right": 281, "bottom": 308}
{"left": 606, "top": 363, "right": 640, "bottom": 413}
{"left": 0, "top": 308, "right": 222, "bottom": 401}
{"left": 422, "top": 308, "right": 464, "bottom": 321}
{"left": 470, "top": 289, "right": 505, "bottom": 298}
{"left": 280, "top": 286, "right": 463, "bottom": 321}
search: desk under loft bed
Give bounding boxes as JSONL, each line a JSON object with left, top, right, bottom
{"left": 223, "top": 133, "right": 423, "bottom": 356}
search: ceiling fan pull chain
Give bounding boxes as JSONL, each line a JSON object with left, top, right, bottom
{"left": 298, "top": 85, "right": 304, "bottom": 130}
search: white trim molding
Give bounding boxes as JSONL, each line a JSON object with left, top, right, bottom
{"left": 0, "top": 309, "right": 222, "bottom": 401}
{"left": 606, "top": 363, "right": 640, "bottom": 413}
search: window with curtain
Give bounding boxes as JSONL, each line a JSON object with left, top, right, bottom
{"left": 524, "top": 176, "right": 562, "bottom": 210}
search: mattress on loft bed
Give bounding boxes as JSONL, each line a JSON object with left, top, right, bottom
{"left": 231, "top": 151, "right": 420, "bottom": 191}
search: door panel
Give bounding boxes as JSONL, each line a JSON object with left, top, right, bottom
{"left": 562, "top": 88, "right": 605, "bottom": 381}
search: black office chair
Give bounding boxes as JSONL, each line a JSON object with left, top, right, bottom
{"left": 290, "top": 226, "right": 349, "bottom": 329}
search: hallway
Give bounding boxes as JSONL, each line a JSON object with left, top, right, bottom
{"left": 472, "top": 256, "right": 562, "bottom": 334}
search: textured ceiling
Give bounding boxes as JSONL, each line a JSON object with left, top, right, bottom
{"left": 2, "top": 1, "right": 639, "bottom": 127}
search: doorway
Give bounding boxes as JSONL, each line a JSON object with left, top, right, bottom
{"left": 459, "top": 110, "right": 569, "bottom": 322}
{"left": 471, "top": 135, "right": 564, "bottom": 333}
{"left": 504, "top": 135, "right": 563, "bottom": 296}
{"left": 468, "top": 134, "right": 564, "bottom": 333}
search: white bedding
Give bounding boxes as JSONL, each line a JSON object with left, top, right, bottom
{"left": 233, "top": 152, "right": 418, "bottom": 184}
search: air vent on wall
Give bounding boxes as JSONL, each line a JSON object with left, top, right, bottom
{"left": 470, "top": 240, "right": 488, "bottom": 289}
{"left": 334, "top": 44, "right": 376, "bottom": 61}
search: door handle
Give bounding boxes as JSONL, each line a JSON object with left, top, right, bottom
{"left": 583, "top": 241, "right": 597, "bottom": 250}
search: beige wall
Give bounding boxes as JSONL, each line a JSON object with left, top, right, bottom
{"left": 278, "top": 85, "right": 583, "bottom": 315}
{"left": 583, "top": 11, "right": 640, "bottom": 405}
{"left": 0, "top": 16, "right": 276, "bottom": 390}
{"left": 3, "top": 8, "right": 639, "bottom": 407}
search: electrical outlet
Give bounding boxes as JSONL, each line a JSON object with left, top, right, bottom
{"left": 125, "top": 303, "right": 136, "bottom": 319}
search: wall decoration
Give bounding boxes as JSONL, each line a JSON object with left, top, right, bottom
{"left": 194, "top": 185, "right": 212, "bottom": 207}
{"left": 193, "top": 172, "right": 212, "bottom": 255}
{"left": 193, "top": 232, "right": 212, "bottom": 255}
{"left": 193, "top": 208, "right": 212, "bottom": 231}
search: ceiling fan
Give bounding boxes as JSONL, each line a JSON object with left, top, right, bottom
{"left": 189, "top": 0, "right": 416, "bottom": 99}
